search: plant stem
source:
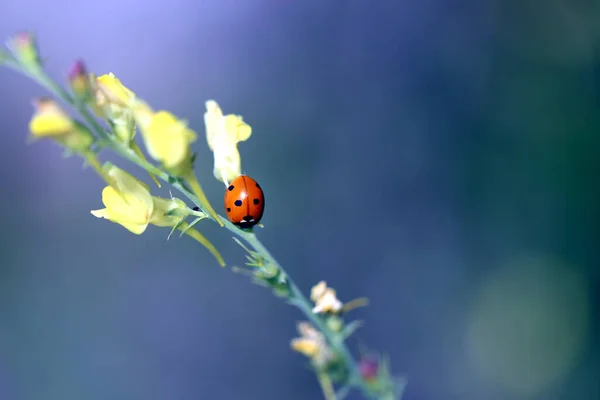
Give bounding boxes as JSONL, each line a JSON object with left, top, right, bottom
{"left": 183, "top": 170, "right": 224, "bottom": 227}
{"left": 317, "top": 371, "right": 337, "bottom": 400}
{"left": 6, "top": 63, "right": 376, "bottom": 399}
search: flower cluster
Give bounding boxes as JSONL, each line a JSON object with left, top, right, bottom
{"left": 1, "top": 32, "right": 405, "bottom": 400}
{"left": 4, "top": 32, "right": 264, "bottom": 265}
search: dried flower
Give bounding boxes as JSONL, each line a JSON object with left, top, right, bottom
{"left": 311, "top": 281, "right": 343, "bottom": 314}
{"left": 310, "top": 281, "right": 370, "bottom": 315}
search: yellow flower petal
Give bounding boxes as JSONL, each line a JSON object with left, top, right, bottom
{"left": 96, "top": 73, "right": 136, "bottom": 107}
{"left": 101, "top": 186, "right": 151, "bottom": 225}
{"left": 204, "top": 100, "right": 223, "bottom": 151}
{"left": 203, "top": 100, "right": 252, "bottom": 184}
{"left": 311, "top": 281, "right": 328, "bottom": 302}
{"left": 107, "top": 165, "right": 152, "bottom": 204}
{"left": 291, "top": 338, "right": 320, "bottom": 357}
{"left": 91, "top": 206, "right": 148, "bottom": 235}
{"left": 29, "top": 98, "right": 73, "bottom": 138}
{"left": 90, "top": 166, "right": 155, "bottom": 234}
{"left": 137, "top": 110, "right": 197, "bottom": 171}
{"left": 211, "top": 145, "right": 242, "bottom": 184}
{"left": 224, "top": 114, "right": 252, "bottom": 142}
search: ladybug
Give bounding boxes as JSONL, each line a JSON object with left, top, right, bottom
{"left": 224, "top": 175, "right": 265, "bottom": 229}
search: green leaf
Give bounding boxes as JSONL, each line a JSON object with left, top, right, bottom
{"left": 179, "top": 216, "right": 204, "bottom": 237}
{"left": 167, "top": 216, "right": 187, "bottom": 240}
{"left": 233, "top": 237, "right": 253, "bottom": 255}
{"left": 341, "top": 320, "right": 364, "bottom": 339}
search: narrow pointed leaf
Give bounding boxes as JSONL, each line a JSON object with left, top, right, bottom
{"left": 341, "top": 320, "right": 364, "bottom": 339}
{"left": 179, "top": 216, "right": 205, "bottom": 237}
{"left": 232, "top": 237, "right": 253, "bottom": 254}
{"left": 167, "top": 216, "right": 187, "bottom": 240}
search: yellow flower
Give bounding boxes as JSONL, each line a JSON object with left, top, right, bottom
{"left": 92, "top": 73, "right": 161, "bottom": 187}
{"left": 90, "top": 166, "right": 154, "bottom": 234}
{"left": 291, "top": 338, "right": 321, "bottom": 357}
{"left": 203, "top": 100, "right": 252, "bottom": 185}
{"left": 29, "top": 97, "right": 74, "bottom": 137}
{"left": 95, "top": 72, "right": 136, "bottom": 110}
{"left": 133, "top": 105, "right": 223, "bottom": 225}
{"left": 92, "top": 73, "right": 137, "bottom": 143}
{"left": 91, "top": 165, "right": 225, "bottom": 266}
{"left": 28, "top": 97, "right": 93, "bottom": 152}
{"left": 290, "top": 322, "right": 334, "bottom": 368}
{"left": 134, "top": 106, "right": 197, "bottom": 175}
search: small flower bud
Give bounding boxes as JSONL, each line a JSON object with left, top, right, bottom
{"left": 68, "top": 59, "right": 94, "bottom": 101}
{"left": 358, "top": 356, "right": 379, "bottom": 381}
{"left": 7, "top": 32, "right": 41, "bottom": 67}
{"left": 326, "top": 316, "right": 344, "bottom": 333}
{"left": 28, "top": 97, "right": 94, "bottom": 153}
{"left": 29, "top": 97, "right": 73, "bottom": 137}
{"left": 94, "top": 72, "right": 137, "bottom": 114}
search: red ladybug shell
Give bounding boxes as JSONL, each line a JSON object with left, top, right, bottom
{"left": 224, "top": 175, "right": 265, "bottom": 228}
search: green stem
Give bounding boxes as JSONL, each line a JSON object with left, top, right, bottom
{"left": 317, "top": 371, "right": 337, "bottom": 400}
{"left": 4, "top": 61, "right": 378, "bottom": 399}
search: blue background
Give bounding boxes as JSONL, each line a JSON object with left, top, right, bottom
{"left": 1, "top": 1, "right": 598, "bottom": 399}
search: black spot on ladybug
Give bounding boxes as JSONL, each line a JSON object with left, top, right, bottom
{"left": 227, "top": 207, "right": 231, "bottom": 212}
{"left": 228, "top": 185, "right": 234, "bottom": 191}
{"left": 192, "top": 206, "right": 200, "bottom": 211}
{"left": 256, "top": 183, "right": 261, "bottom": 189}
{"left": 234, "top": 200, "right": 243, "bottom": 207}
{"left": 253, "top": 198, "right": 260, "bottom": 205}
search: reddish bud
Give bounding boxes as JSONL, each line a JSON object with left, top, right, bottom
{"left": 68, "top": 59, "right": 94, "bottom": 101}
{"left": 358, "top": 356, "right": 379, "bottom": 381}
{"left": 7, "top": 31, "right": 40, "bottom": 67}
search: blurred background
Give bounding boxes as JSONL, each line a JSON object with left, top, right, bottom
{"left": 0, "top": 1, "right": 598, "bottom": 399}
